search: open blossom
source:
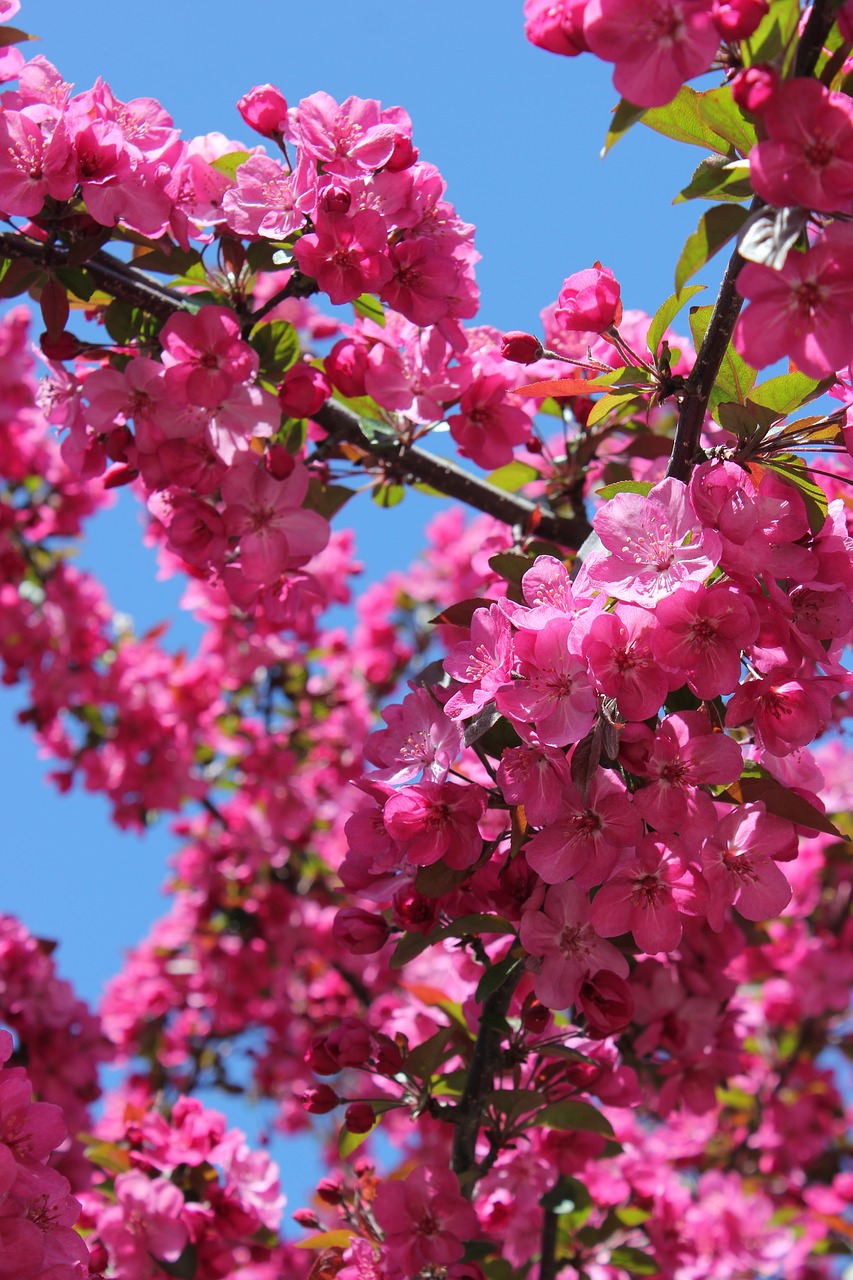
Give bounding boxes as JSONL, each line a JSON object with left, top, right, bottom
{"left": 651, "top": 583, "right": 758, "bottom": 700}
{"left": 749, "top": 80, "right": 853, "bottom": 214}
{"left": 159, "top": 306, "right": 258, "bottom": 408}
{"left": 444, "top": 603, "right": 515, "bottom": 719}
{"left": 220, "top": 454, "right": 329, "bottom": 583}
{"left": 591, "top": 835, "right": 698, "bottom": 953}
{"left": 447, "top": 372, "right": 532, "bottom": 470}
{"left": 96, "top": 1171, "right": 188, "bottom": 1278}
{"left": 577, "top": 477, "right": 721, "bottom": 606}
{"left": 735, "top": 224, "right": 853, "bottom": 378}
{"left": 374, "top": 1166, "right": 478, "bottom": 1274}
{"left": 700, "top": 804, "right": 795, "bottom": 930}
{"left": 364, "top": 684, "right": 463, "bottom": 784}
{"left": 523, "top": 771, "right": 642, "bottom": 887}
{"left": 520, "top": 880, "right": 629, "bottom": 1009}
{"left": 496, "top": 614, "right": 596, "bottom": 747}
{"left": 583, "top": 0, "right": 720, "bottom": 108}
{"left": 725, "top": 673, "right": 832, "bottom": 755}
{"left": 294, "top": 209, "right": 394, "bottom": 304}
{"left": 383, "top": 780, "right": 486, "bottom": 868}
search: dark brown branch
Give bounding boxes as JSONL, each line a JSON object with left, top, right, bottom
{"left": 666, "top": 0, "right": 836, "bottom": 483}
{"left": 539, "top": 1204, "right": 559, "bottom": 1280}
{"left": 451, "top": 965, "right": 521, "bottom": 1193}
{"left": 0, "top": 226, "right": 588, "bottom": 549}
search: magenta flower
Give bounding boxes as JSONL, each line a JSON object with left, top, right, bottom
{"left": 520, "top": 880, "right": 629, "bottom": 1009}
{"left": 524, "top": 772, "right": 642, "bottom": 887}
{"left": 631, "top": 711, "right": 743, "bottom": 836}
{"left": 383, "top": 780, "right": 485, "bottom": 868}
{"left": 582, "top": 602, "right": 669, "bottom": 720}
{"left": 651, "top": 583, "right": 758, "bottom": 700}
{"left": 160, "top": 306, "right": 258, "bottom": 409}
{"left": 236, "top": 82, "right": 289, "bottom": 137}
{"left": 364, "top": 685, "right": 463, "bottom": 784}
{"left": 222, "top": 153, "right": 311, "bottom": 240}
{"left": 584, "top": 0, "right": 720, "bottom": 108}
{"left": 444, "top": 603, "right": 515, "bottom": 719}
{"left": 97, "top": 1171, "right": 188, "bottom": 1279}
{"left": 294, "top": 209, "right": 394, "bottom": 304}
{"left": 579, "top": 477, "right": 721, "bottom": 607}
{"left": 374, "top": 1166, "right": 479, "bottom": 1274}
{"left": 554, "top": 262, "right": 621, "bottom": 333}
{"left": 496, "top": 615, "right": 596, "bottom": 747}
{"left": 725, "top": 673, "right": 832, "bottom": 755}
{"left": 447, "top": 372, "right": 533, "bottom": 470}
{"left": 700, "top": 804, "right": 795, "bottom": 930}
{"left": 735, "top": 224, "right": 853, "bottom": 378}
{"left": 591, "top": 835, "right": 696, "bottom": 954}
{"left": 749, "top": 80, "right": 853, "bottom": 214}
{"left": 221, "top": 454, "right": 329, "bottom": 583}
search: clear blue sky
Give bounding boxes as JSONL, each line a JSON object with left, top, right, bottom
{"left": 1, "top": 0, "right": 717, "bottom": 1205}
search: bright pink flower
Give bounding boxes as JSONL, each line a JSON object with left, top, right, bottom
{"left": 496, "top": 743, "right": 572, "bottom": 825}
{"left": 374, "top": 1166, "right": 479, "bottom": 1274}
{"left": 520, "top": 880, "right": 629, "bottom": 1009}
{"left": 579, "top": 477, "right": 721, "bottom": 606}
{"left": 221, "top": 455, "right": 329, "bottom": 583}
{"left": 583, "top": 0, "right": 720, "bottom": 108}
{"left": 501, "top": 330, "right": 545, "bottom": 363}
{"left": 749, "top": 80, "right": 853, "bottom": 214}
{"left": 292, "top": 92, "right": 397, "bottom": 178}
{"left": 383, "top": 780, "right": 485, "bottom": 868}
{"left": 725, "top": 673, "right": 832, "bottom": 754}
{"left": 380, "top": 236, "right": 459, "bottom": 326}
{"left": 277, "top": 363, "right": 331, "bottom": 418}
{"left": 700, "top": 804, "right": 795, "bottom": 929}
{"left": 581, "top": 602, "right": 668, "bottom": 720}
{"left": 294, "top": 209, "right": 394, "bottom": 305}
{"left": 0, "top": 109, "right": 75, "bottom": 216}
{"left": 160, "top": 306, "right": 258, "bottom": 409}
{"left": 711, "top": 0, "right": 767, "bottom": 39}
{"left": 97, "top": 1171, "right": 188, "bottom": 1279}
{"left": 577, "top": 969, "right": 634, "bottom": 1036}
{"left": 332, "top": 907, "right": 390, "bottom": 954}
{"left": 735, "top": 224, "right": 853, "bottom": 378}
{"left": 237, "top": 83, "right": 289, "bottom": 137}
{"left": 496, "top": 614, "right": 596, "bottom": 747}
{"left": 222, "top": 153, "right": 312, "bottom": 240}
{"left": 524, "top": 772, "right": 642, "bottom": 887}
{"left": 730, "top": 64, "right": 779, "bottom": 115}
{"left": 630, "top": 711, "right": 743, "bottom": 836}
{"left": 651, "top": 583, "right": 758, "bottom": 699}
{"left": 591, "top": 835, "right": 696, "bottom": 953}
{"left": 444, "top": 603, "right": 515, "bottom": 719}
{"left": 554, "top": 263, "right": 621, "bottom": 333}
{"left": 447, "top": 372, "right": 533, "bottom": 470}
{"left": 364, "top": 684, "right": 463, "bottom": 784}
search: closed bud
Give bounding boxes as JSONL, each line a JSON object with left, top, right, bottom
{"left": 730, "top": 64, "right": 779, "bottom": 115}
{"left": 316, "top": 1177, "right": 343, "bottom": 1206}
{"left": 501, "top": 330, "right": 544, "bottom": 364}
{"left": 277, "top": 363, "right": 331, "bottom": 419}
{"left": 712, "top": 0, "right": 768, "bottom": 40}
{"left": 265, "top": 444, "right": 296, "bottom": 481}
{"left": 577, "top": 969, "right": 634, "bottom": 1038}
{"left": 344, "top": 1102, "right": 376, "bottom": 1134}
{"left": 555, "top": 262, "right": 621, "bottom": 334}
{"left": 333, "top": 907, "right": 390, "bottom": 955}
{"left": 301, "top": 1084, "right": 340, "bottom": 1114}
{"left": 237, "top": 83, "right": 289, "bottom": 138}
{"left": 292, "top": 1208, "right": 321, "bottom": 1228}
{"left": 521, "top": 993, "right": 551, "bottom": 1034}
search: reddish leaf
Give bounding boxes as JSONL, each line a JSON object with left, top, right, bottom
{"left": 514, "top": 377, "right": 595, "bottom": 398}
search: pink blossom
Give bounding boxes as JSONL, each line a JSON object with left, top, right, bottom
{"left": 496, "top": 614, "right": 596, "bottom": 747}
{"left": 700, "top": 804, "right": 795, "bottom": 929}
{"left": 220, "top": 455, "right": 329, "bottom": 583}
{"left": 725, "top": 673, "right": 832, "bottom": 754}
{"left": 749, "top": 80, "right": 853, "bottom": 214}
{"left": 380, "top": 236, "right": 459, "bottom": 326}
{"left": 97, "top": 1171, "right": 188, "bottom": 1278}
{"left": 294, "top": 209, "right": 394, "bottom": 305}
{"left": 447, "top": 372, "right": 533, "bottom": 470}
{"left": 222, "top": 153, "right": 312, "bottom": 240}
{"left": 524, "top": 0, "right": 589, "bottom": 56}
{"left": 0, "top": 109, "right": 75, "bottom": 216}
{"left": 524, "top": 772, "right": 642, "bottom": 886}
{"left": 735, "top": 224, "right": 853, "bottom": 378}
{"left": 554, "top": 263, "right": 621, "bottom": 333}
{"left": 383, "top": 780, "right": 485, "bottom": 868}
{"left": 237, "top": 83, "right": 289, "bottom": 138}
{"left": 629, "top": 711, "right": 743, "bottom": 837}
{"left": 291, "top": 91, "right": 397, "bottom": 177}
{"left": 578, "top": 477, "right": 721, "bottom": 606}
{"left": 444, "top": 603, "right": 515, "bottom": 719}
{"left": 374, "top": 1166, "right": 478, "bottom": 1274}
{"left": 583, "top": 0, "right": 720, "bottom": 108}
{"left": 496, "top": 743, "right": 572, "bottom": 825}
{"left": 591, "top": 835, "right": 697, "bottom": 954}
{"left": 364, "top": 685, "right": 463, "bottom": 784}
{"left": 520, "top": 880, "right": 629, "bottom": 1009}
{"left": 160, "top": 306, "right": 258, "bottom": 409}
{"left": 651, "top": 583, "right": 758, "bottom": 700}
{"left": 581, "top": 602, "right": 668, "bottom": 720}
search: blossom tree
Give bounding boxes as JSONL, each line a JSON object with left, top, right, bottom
{"left": 3, "top": 0, "right": 853, "bottom": 1276}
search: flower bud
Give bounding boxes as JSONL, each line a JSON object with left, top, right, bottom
{"left": 277, "top": 364, "right": 331, "bottom": 419}
{"left": 521, "top": 994, "right": 551, "bottom": 1034}
{"left": 326, "top": 339, "right": 369, "bottom": 398}
{"left": 383, "top": 132, "right": 419, "bottom": 171}
{"left": 305, "top": 1037, "right": 340, "bottom": 1075}
{"left": 301, "top": 1084, "right": 340, "bottom": 1114}
{"left": 333, "top": 907, "right": 390, "bottom": 955}
{"left": 316, "top": 1177, "right": 343, "bottom": 1206}
{"left": 577, "top": 970, "right": 634, "bottom": 1038}
{"left": 730, "top": 64, "right": 779, "bottom": 115}
{"left": 237, "top": 83, "right": 289, "bottom": 137}
{"left": 344, "top": 1102, "right": 376, "bottom": 1134}
{"left": 712, "top": 0, "right": 768, "bottom": 40}
{"left": 292, "top": 1208, "right": 321, "bottom": 1228}
{"left": 500, "top": 330, "right": 544, "bottom": 364}
{"left": 265, "top": 444, "right": 296, "bottom": 481}
{"left": 555, "top": 263, "right": 621, "bottom": 334}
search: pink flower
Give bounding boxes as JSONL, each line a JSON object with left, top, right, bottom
{"left": 629, "top": 711, "right": 743, "bottom": 836}
{"left": 222, "top": 153, "right": 312, "bottom": 240}
{"left": 749, "top": 80, "right": 853, "bottom": 214}
{"left": 524, "top": 772, "right": 642, "bottom": 887}
{"left": 591, "top": 835, "right": 696, "bottom": 954}
{"left": 725, "top": 673, "right": 832, "bottom": 755}
{"left": 364, "top": 685, "right": 463, "bottom": 784}
{"left": 735, "top": 224, "right": 853, "bottom": 378}
{"left": 220, "top": 454, "right": 329, "bottom": 583}
{"left": 578, "top": 477, "right": 722, "bottom": 606}
{"left": 380, "top": 236, "right": 459, "bottom": 326}
{"left": 374, "top": 1166, "right": 479, "bottom": 1274}
{"left": 294, "top": 209, "right": 394, "bottom": 305}
{"left": 496, "top": 614, "right": 596, "bottom": 747}
{"left": 554, "top": 262, "right": 621, "bottom": 333}
{"left": 582, "top": 602, "right": 668, "bottom": 720}
{"left": 292, "top": 91, "right": 397, "bottom": 178}
{"left": 447, "top": 372, "right": 533, "bottom": 470}
{"left": 700, "top": 804, "right": 795, "bottom": 929}
{"left": 520, "top": 880, "right": 629, "bottom": 1009}
{"left": 160, "top": 306, "right": 258, "bottom": 409}
{"left": 383, "top": 780, "right": 485, "bottom": 868}
{"left": 651, "top": 583, "right": 758, "bottom": 700}
{"left": 444, "top": 603, "right": 515, "bottom": 719}
{"left": 237, "top": 83, "right": 289, "bottom": 137}
{"left": 97, "top": 1171, "right": 188, "bottom": 1279}
{"left": 583, "top": 0, "right": 720, "bottom": 108}
{"left": 524, "top": 0, "right": 590, "bottom": 56}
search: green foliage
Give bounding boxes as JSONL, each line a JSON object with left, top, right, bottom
{"left": 595, "top": 480, "right": 655, "bottom": 501}
{"left": 531, "top": 1099, "right": 616, "bottom": 1137}
{"left": 389, "top": 914, "right": 515, "bottom": 970}
{"left": 353, "top": 293, "right": 386, "bottom": 326}
{"left": 209, "top": 151, "right": 253, "bottom": 179}
{"left": 675, "top": 205, "right": 750, "bottom": 293}
{"left": 372, "top": 481, "right": 406, "bottom": 508}
{"left": 688, "top": 305, "right": 757, "bottom": 415}
{"left": 759, "top": 453, "right": 829, "bottom": 537}
{"left": 641, "top": 86, "right": 732, "bottom": 154}
{"left": 749, "top": 370, "right": 835, "bottom": 416}
{"left": 248, "top": 319, "right": 300, "bottom": 382}
{"left": 676, "top": 156, "right": 753, "bottom": 205}
{"left": 486, "top": 461, "right": 540, "bottom": 492}
{"left": 646, "top": 284, "right": 705, "bottom": 357}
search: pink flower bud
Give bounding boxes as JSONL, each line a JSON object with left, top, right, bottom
{"left": 265, "top": 444, "right": 296, "bottom": 481}
{"left": 383, "top": 132, "right": 419, "bottom": 171}
{"left": 374, "top": 1034, "right": 405, "bottom": 1076}
{"left": 326, "top": 339, "right": 369, "bottom": 398}
{"left": 237, "top": 83, "right": 289, "bottom": 137}
{"left": 500, "top": 330, "right": 544, "bottom": 364}
{"left": 521, "top": 994, "right": 551, "bottom": 1034}
{"left": 305, "top": 1037, "right": 340, "bottom": 1075}
{"left": 301, "top": 1084, "right": 340, "bottom": 1114}
{"left": 318, "top": 184, "right": 353, "bottom": 216}
{"left": 344, "top": 1102, "right": 375, "bottom": 1134}
{"left": 277, "top": 364, "right": 331, "bottom": 419}
{"left": 333, "top": 907, "right": 390, "bottom": 955}
{"left": 523, "top": 0, "right": 589, "bottom": 57}
{"left": 292, "top": 1208, "right": 321, "bottom": 1228}
{"left": 316, "top": 1178, "right": 343, "bottom": 1205}
{"left": 712, "top": 0, "right": 768, "bottom": 40}
{"left": 730, "top": 64, "right": 779, "bottom": 115}
{"left": 577, "top": 969, "right": 634, "bottom": 1038}
{"left": 554, "top": 263, "right": 621, "bottom": 333}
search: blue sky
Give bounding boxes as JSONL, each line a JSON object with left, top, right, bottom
{"left": 2, "top": 0, "right": 722, "bottom": 1206}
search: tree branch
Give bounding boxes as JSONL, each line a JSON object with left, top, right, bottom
{"left": 666, "top": 0, "right": 836, "bottom": 483}
{"left": 451, "top": 965, "right": 521, "bottom": 1194}
{"left": 0, "top": 227, "right": 589, "bottom": 550}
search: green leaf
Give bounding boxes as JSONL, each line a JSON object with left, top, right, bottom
{"left": 248, "top": 319, "right": 300, "bottom": 379}
{"left": 675, "top": 205, "right": 750, "bottom": 293}
{"left": 430, "top": 597, "right": 491, "bottom": 628}
{"left": 695, "top": 87, "right": 756, "bottom": 156}
{"left": 595, "top": 480, "right": 655, "bottom": 501}
{"left": 475, "top": 954, "right": 523, "bottom": 1004}
{"left": 716, "top": 398, "right": 780, "bottom": 442}
{"left": 760, "top": 454, "right": 829, "bottom": 537}
{"left": 402, "top": 1027, "right": 454, "bottom": 1080}
{"left": 338, "top": 1119, "right": 378, "bottom": 1158}
{"left": 602, "top": 98, "right": 646, "bottom": 155}
{"left": 541, "top": 1175, "right": 592, "bottom": 1215}
{"left": 210, "top": 150, "right": 252, "bottom": 179}
{"left": 641, "top": 86, "right": 731, "bottom": 154}
{"left": 742, "top": 0, "right": 800, "bottom": 69}
{"left": 749, "top": 371, "right": 835, "bottom": 416}
{"left": 303, "top": 480, "right": 354, "bottom": 519}
{"left": 0, "top": 256, "right": 43, "bottom": 299}
{"left": 487, "top": 1088, "right": 546, "bottom": 1119}
{"left": 615, "top": 1206, "right": 652, "bottom": 1228}
{"left": 586, "top": 388, "right": 641, "bottom": 428}
{"left": 56, "top": 266, "right": 96, "bottom": 302}
{"left": 676, "top": 155, "right": 754, "bottom": 204}
{"left": 607, "top": 1246, "right": 659, "bottom": 1276}
{"left": 646, "top": 284, "right": 705, "bottom": 357}
{"left": 532, "top": 1099, "right": 616, "bottom": 1137}
{"left": 488, "top": 551, "right": 536, "bottom": 585}
{"left": 352, "top": 293, "right": 385, "bottom": 326}
{"left": 372, "top": 482, "right": 405, "bottom": 508}
{"left": 486, "top": 461, "right": 540, "bottom": 492}
{"left": 390, "top": 914, "right": 514, "bottom": 969}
